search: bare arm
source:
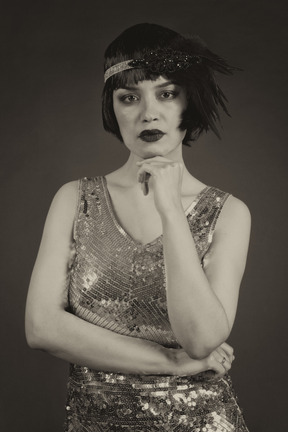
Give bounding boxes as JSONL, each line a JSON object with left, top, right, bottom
{"left": 162, "top": 195, "right": 251, "bottom": 358}
{"left": 25, "top": 181, "right": 232, "bottom": 376}
{"left": 137, "top": 158, "right": 251, "bottom": 359}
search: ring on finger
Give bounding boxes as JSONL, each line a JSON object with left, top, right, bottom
{"left": 221, "top": 357, "right": 227, "bottom": 367}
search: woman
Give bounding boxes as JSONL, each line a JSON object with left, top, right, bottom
{"left": 25, "top": 23, "right": 251, "bottom": 431}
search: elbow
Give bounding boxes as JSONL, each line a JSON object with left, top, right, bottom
{"left": 181, "top": 328, "right": 231, "bottom": 360}
{"left": 182, "top": 341, "right": 213, "bottom": 360}
{"left": 25, "top": 311, "right": 56, "bottom": 351}
{"left": 25, "top": 319, "right": 47, "bottom": 350}
{"left": 26, "top": 333, "right": 42, "bottom": 350}
{"left": 185, "top": 345, "right": 216, "bottom": 360}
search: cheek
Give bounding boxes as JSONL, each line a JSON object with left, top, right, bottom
{"left": 116, "top": 113, "right": 131, "bottom": 134}
{"left": 113, "top": 107, "right": 126, "bottom": 130}
{"left": 170, "top": 107, "right": 185, "bottom": 129}
{"left": 114, "top": 104, "right": 133, "bottom": 127}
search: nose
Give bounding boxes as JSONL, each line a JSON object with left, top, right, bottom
{"left": 141, "top": 97, "right": 159, "bottom": 123}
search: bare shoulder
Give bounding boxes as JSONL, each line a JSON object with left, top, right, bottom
{"left": 215, "top": 194, "right": 251, "bottom": 235}
{"left": 50, "top": 180, "right": 78, "bottom": 212}
{"left": 52, "top": 180, "right": 79, "bottom": 205}
{"left": 44, "top": 180, "right": 79, "bottom": 236}
{"left": 222, "top": 195, "right": 251, "bottom": 220}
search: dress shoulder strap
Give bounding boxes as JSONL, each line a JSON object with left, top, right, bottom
{"left": 73, "top": 177, "right": 103, "bottom": 241}
{"left": 187, "top": 186, "right": 230, "bottom": 260}
{"left": 200, "top": 186, "right": 230, "bottom": 238}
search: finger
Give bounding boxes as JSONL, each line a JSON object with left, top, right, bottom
{"left": 137, "top": 172, "right": 144, "bottom": 183}
{"left": 216, "top": 347, "right": 228, "bottom": 362}
{"left": 220, "top": 343, "right": 234, "bottom": 362}
{"left": 220, "top": 342, "right": 234, "bottom": 355}
{"left": 137, "top": 171, "right": 150, "bottom": 184}
{"left": 143, "top": 173, "right": 150, "bottom": 195}
{"left": 136, "top": 156, "right": 173, "bottom": 165}
{"left": 140, "top": 179, "right": 146, "bottom": 196}
{"left": 137, "top": 162, "right": 181, "bottom": 181}
{"left": 137, "top": 164, "right": 157, "bottom": 178}
{"left": 213, "top": 350, "right": 231, "bottom": 373}
{"left": 207, "top": 353, "right": 226, "bottom": 377}
{"left": 137, "top": 170, "right": 151, "bottom": 195}
{"left": 218, "top": 343, "right": 233, "bottom": 363}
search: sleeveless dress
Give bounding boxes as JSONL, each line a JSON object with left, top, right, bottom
{"left": 64, "top": 176, "right": 249, "bottom": 432}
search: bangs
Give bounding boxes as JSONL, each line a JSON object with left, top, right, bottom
{"left": 108, "top": 68, "right": 162, "bottom": 90}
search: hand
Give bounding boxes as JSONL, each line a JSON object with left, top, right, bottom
{"left": 169, "top": 342, "right": 234, "bottom": 377}
{"left": 136, "top": 157, "right": 183, "bottom": 215}
{"left": 204, "top": 342, "right": 235, "bottom": 376}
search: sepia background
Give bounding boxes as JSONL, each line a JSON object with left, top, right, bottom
{"left": 1, "top": 0, "right": 288, "bottom": 430}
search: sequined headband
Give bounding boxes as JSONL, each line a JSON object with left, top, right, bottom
{"left": 104, "top": 49, "right": 202, "bottom": 82}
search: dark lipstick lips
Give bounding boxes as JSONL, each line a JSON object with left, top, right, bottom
{"left": 139, "top": 129, "right": 165, "bottom": 142}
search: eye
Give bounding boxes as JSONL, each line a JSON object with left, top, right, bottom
{"left": 120, "top": 94, "right": 139, "bottom": 104}
{"left": 160, "top": 90, "right": 179, "bottom": 100}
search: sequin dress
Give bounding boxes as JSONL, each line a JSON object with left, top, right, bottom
{"left": 64, "top": 176, "right": 249, "bottom": 432}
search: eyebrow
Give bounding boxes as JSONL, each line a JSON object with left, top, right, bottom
{"left": 118, "top": 80, "right": 178, "bottom": 91}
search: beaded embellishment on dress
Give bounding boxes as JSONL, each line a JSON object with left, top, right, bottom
{"left": 64, "top": 176, "right": 249, "bottom": 431}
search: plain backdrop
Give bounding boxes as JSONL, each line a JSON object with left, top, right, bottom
{"left": 1, "top": 1, "right": 288, "bottom": 431}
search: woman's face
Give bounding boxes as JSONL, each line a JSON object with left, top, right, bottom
{"left": 113, "top": 76, "right": 187, "bottom": 159}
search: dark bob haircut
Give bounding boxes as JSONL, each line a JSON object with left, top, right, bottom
{"left": 102, "top": 23, "right": 238, "bottom": 146}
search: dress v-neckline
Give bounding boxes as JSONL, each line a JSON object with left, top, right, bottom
{"left": 100, "top": 176, "right": 210, "bottom": 248}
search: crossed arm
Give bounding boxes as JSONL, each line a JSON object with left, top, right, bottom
{"left": 25, "top": 174, "right": 250, "bottom": 376}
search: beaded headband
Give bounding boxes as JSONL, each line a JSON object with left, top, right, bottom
{"left": 104, "top": 49, "right": 202, "bottom": 83}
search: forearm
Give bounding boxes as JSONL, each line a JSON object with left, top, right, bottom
{"left": 26, "top": 308, "right": 180, "bottom": 375}
{"left": 161, "top": 209, "right": 230, "bottom": 358}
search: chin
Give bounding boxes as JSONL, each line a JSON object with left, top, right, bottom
{"left": 140, "top": 148, "right": 168, "bottom": 159}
